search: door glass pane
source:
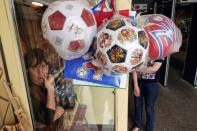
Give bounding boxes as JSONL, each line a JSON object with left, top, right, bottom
{"left": 171, "top": 4, "right": 193, "bottom": 75}
{"left": 12, "top": 0, "right": 115, "bottom": 130}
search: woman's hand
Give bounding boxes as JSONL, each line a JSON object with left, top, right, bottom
{"left": 45, "top": 74, "right": 56, "bottom": 110}
{"left": 44, "top": 74, "right": 55, "bottom": 92}
{"left": 53, "top": 106, "right": 65, "bottom": 121}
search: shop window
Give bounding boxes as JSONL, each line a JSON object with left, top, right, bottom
{"left": 13, "top": 0, "right": 115, "bottom": 131}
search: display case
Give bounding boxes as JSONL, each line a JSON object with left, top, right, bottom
{"left": 0, "top": 0, "right": 130, "bottom": 130}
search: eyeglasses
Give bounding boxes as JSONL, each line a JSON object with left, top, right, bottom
{"left": 38, "top": 63, "right": 48, "bottom": 69}
{"left": 32, "top": 62, "right": 49, "bottom": 73}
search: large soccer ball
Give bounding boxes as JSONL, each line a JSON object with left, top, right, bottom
{"left": 138, "top": 14, "right": 182, "bottom": 59}
{"left": 41, "top": 0, "right": 97, "bottom": 60}
{"left": 94, "top": 16, "right": 149, "bottom": 74}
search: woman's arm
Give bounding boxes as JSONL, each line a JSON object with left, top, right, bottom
{"left": 45, "top": 75, "right": 64, "bottom": 121}
{"left": 45, "top": 75, "right": 56, "bottom": 110}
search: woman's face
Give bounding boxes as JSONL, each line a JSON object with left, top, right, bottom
{"left": 28, "top": 62, "right": 49, "bottom": 86}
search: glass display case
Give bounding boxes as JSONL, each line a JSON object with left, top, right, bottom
{"left": 13, "top": 0, "right": 115, "bottom": 130}
{"left": 0, "top": 0, "right": 130, "bottom": 131}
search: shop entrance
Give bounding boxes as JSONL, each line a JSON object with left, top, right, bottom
{"left": 156, "top": 0, "right": 197, "bottom": 87}
{"left": 168, "top": 3, "right": 193, "bottom": 85}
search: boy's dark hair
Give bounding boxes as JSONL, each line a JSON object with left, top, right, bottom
{"left": 25, "top": 48, "right": 48, "bottom": 68}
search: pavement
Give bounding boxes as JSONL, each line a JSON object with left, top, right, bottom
{"left": 128, "top": 66, "right": 197, "bottom": 131}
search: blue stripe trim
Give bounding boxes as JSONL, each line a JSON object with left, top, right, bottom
{"left": 92, "top": 0, "right": 104, "bottom": 12}
{"left": 151, "top": 30, "right": 165, "bottom": 58}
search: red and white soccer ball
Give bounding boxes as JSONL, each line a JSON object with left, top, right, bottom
{"left": 41, "top": 0, "right": 97, "bottom": 60}
{"left": 94, "top": 16, "right": 149, "bottom": 74}
{"left": 138, "top": 14, "right": 182, "bottom": 59}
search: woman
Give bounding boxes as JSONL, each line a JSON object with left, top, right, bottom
{"left": 25, "top": 48, "right": 64, "bottom": 131}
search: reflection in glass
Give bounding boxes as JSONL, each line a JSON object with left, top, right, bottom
{"left": 13, "top": 0, "right": 115, "bottom": 131}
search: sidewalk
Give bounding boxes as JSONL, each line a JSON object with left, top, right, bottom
{"left": 128, "top": 67, "right": 197, "bottom": 131}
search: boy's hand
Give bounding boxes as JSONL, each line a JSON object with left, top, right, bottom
{"left": 134, "top": 85, "right": 140, "bottom": 97}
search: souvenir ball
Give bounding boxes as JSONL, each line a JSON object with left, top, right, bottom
{"left": 138, "top": 14, "right": 182, "bottom": 59}
{"left": 94, "top": 16, "right": 149, "bottom": 74}
{"left": 41, "top": 0, "right": 97, "bottom": 60}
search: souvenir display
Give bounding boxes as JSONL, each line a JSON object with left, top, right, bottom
{"left": 138, "top": 14, "right": 182, "bottom": 59}
{"left": 55, "top": 78, "right": 77, "bottom": 109}
{"left": 94, "top": 16, "right": 149, "bottom": 73}
{"left": 64, "top": 50, "right": 126, "bottom": 87}
{"left": 91, "top": 0, "right": 130, "bottom": 27}
{"left": 41, "top": 0, "right": 97, "bottom": 60}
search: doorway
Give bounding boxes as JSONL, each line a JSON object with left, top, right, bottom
{"left": 168, "top": 3, "right": 193, "bottom": 83}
